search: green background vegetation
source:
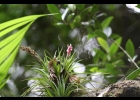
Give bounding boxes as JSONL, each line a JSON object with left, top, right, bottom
{"left": 1, "top": 4, "right": 140, "bottom": 97}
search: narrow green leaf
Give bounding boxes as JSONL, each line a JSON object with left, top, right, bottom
{"left": 0, "top": 76, "right": 10, "bottom": 89}
{"left": 126, "top": 68, "right": 140, "bottom": 80}
{"left": 125, "top": 67, "right": 136, "bottom": 76}
{"left": 0, "top": 14, "right": 47, "bottom": 30}
{"left": 47, "top": 4, "right": 61, "bottom": 20}
{"left": 94, "top": 20, "right": 102, "bottom": 30}
{"left": 46, "top": 88, "right": 54, "bottom": 97}
{"left": 125, "top": 39, "right": 135, "bottom": 58}
{"left": 105, "top": 63, "right": 119, "bottom": 77}
{"left": 97, "top": 37, "right": 109, "bottom": 53}
{"left": 115, "top": 52, "right": 124, "bottom": 60}
{"left": 66, "top": 89, "right": 74, "bottom": 96}
{"left": 74, "top": 15, "right": 81, "bottom": 27}
{"left": 67, "top": 13, "right": 75, "bottom": 22}
{"left": 109, "top": 37, "right": 122, "bottom": 55}
{"left": 101, "top": 16, "right": 114, "bottom": 30}
{"left": 0, "top": 20, "right": 36, "bottom": 89}
{"left": 21, "top": 81, "right": 40, "bottom": 97}
{"left": 70, "top": 15, "right": 81, "bottom": 29}
{"left": 96, "top": 68, "right": 109, "bottom": 74}
{"left": 0, "top": 45, "right": 19, "bottom": 84}
{"left": 87, "top": 28, "right": 97, "bottom": 39}
{"left": 0, "top": 32, "right": 23, "bottom": 63}
{"left": 0, "top": 22, "right": 34, "bottom": 62}
{"left": 0, "top": 19, "right": 32, "bottom": 37}
{"left": 93, "top": 49, "right": 106, "bottom": 63}
{"left": 0, "top": 13, "right": 57, "bottom": 93}
{"left": 114, "top": 60, "right": 124, "bottom": 66}
{"left": 94, "top": 30, "right": 107, "bottom": 40}
{"left": 90, "top": 4, "right": 99, "bottom": 15}
{"left": 32, "top": 68, "right": 49, "bottom": 78}
{"left": 80, "top": 6, "right": 92, "bottom": 20}
{"left": 88, "top": 33, "right": 97, "bottom": 39}
{"left": 110, "top": 33, "right": 120, "bottom": 39}
{"left": 0, "top": 24, "right": 27, "bottom": 48}
{"left": 89, "top": 67, "right": 98, "bottom": 72}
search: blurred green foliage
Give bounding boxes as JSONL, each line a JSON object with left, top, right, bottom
{"left": 1, "top": 4, "right": 140, "bottom": 97}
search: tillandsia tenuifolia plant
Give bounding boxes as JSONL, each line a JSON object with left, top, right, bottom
{"left": 20, "top": 44, "right": 85, "bottom": 97}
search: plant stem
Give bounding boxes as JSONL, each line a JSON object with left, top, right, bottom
{"left": 110, "top": 39, "right": 139, "bottom": 69}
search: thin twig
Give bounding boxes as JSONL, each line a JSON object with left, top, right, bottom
{"left": 110, "top": 39, "right": 139, "bottom": 69}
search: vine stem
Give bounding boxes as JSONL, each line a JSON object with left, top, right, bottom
{"left": 110, "top": 39, "right": 139, "bottom": 69}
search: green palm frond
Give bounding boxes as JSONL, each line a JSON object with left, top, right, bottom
{"left": 0, "top": 13, "right": 57, "bottom": 90}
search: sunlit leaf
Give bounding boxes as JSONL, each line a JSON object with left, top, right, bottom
{"left": 109, "top": 37, "right": 122, "bottom": 55}
{"left": 126, "top": 68, "right": 140, "bottom": 80}
{"left": 0, "top": 14, "right": 47, "bottom": 31}
{"left": 0, "top": 76, "right": 9, "bottom": 89}
{"left": 97, "top": 37, "right": 109, "bottom": 53}
{"left": 0, "top": 14, "right": 54, "bottom": 90}
{"left": 101, "top": 16, "right": 114, "bottom": 30}
{"left": 89, "top": 67, "right": 98, "bottom": 72}
{"left": 0, "top": 45, "right": 19, "bottom": 86}
{"left": 0, "top": 19, "right": 33, "bottom": 37}
{"left": 125, "top": 39, "right": 135, "bottom": 58}
{"left": 0, "top": 22, "right": 33, "bottom": 64}
{"left": 96, "top": 68, "right": 109, "bottom": 74}
{"left": 47, "top": 4, "right": 61, "bottom": 20}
